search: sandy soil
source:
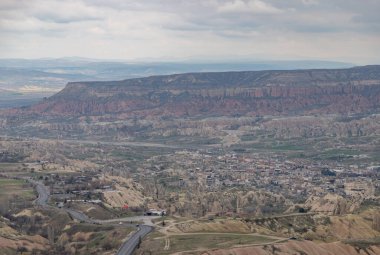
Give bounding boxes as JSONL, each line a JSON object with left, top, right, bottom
{"left": 101, "top": 176, "right": 146, "bottom": 208}
{"left": 201, "top": 240, "right": 380, "bottom": 255}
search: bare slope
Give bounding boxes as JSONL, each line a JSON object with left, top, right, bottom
{"left": 12, "top": 65, "right": 380, "bottom": 117}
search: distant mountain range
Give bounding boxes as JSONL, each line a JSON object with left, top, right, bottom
{"left": 0, "top": 58, "right": 353, "bottom": 92}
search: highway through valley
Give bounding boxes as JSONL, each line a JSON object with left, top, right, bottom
{"left": 116, "top": 225, "right": 153, "bottom": 255}
{"left": 28, "top": 178, "right": 154, "bottom": 255}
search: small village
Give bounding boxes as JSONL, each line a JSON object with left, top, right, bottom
{"left": 29, "top": 147, "right": 380, "bottom": 220}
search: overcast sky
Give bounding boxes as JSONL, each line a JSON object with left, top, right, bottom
{"left": 0, "top": 0, "right": 379, "bottom": 64}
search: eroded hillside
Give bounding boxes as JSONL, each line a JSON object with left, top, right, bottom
{"left": 14, "top": 65, "right": 380, "bottom": 117}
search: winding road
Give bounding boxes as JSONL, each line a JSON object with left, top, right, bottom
{"left": 33, "top": 180, "right": 50, "bottom": 208}
{"left": 116, "top": 225, "right": 153, "bottom": 255}
{"left": 29, "top": 178, "right": 154, "bottom": 255}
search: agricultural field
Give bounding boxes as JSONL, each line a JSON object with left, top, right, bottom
{"left": 0, "top": 178, "right": 35, "bottom": 202}
{"left": 139, "top": 232, "right": 279, "bottom": 255}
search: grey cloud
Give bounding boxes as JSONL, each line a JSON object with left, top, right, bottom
{"left": 217, "top": 1, "right": 376, "bottom": 34}
{"left": 0, "top": 0, "right": 32, "bottom": 10}
{"left": 34, "top": 14, "right": 102, "bottom": 24}
{"left": 216, "top": 0, "right": 283, "bottom": 14}
{"left": 0, "top": 0, "right": 379, "bottom": 63}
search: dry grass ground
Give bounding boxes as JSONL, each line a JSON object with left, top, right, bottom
{"left": 101, "top": 175, "right": 146, "bottom": 208}
{"left": 69, "top": 203, "right": 115, "bottom": 220}
{"left": 142, "top": 209, "right": 380, "bottom": 255}
{"left": 0, "top": 163, "right": 26, "bottom": 176}
{"left": 139, "top": 232, "right": 279, "bottom": 255}
{"left": 200, "top": 240, "right": 380, "bottom": 255}
{"left": 59, "top": 223, "right": 134, "bottom": 254}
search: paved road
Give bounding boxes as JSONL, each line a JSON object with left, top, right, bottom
{"left": 99, "top": 216, "right": 161, "bottom": 226}
{"left": 116, "top": 225, "right": 153, "bottom": 255}
{"left": 35, "top": 182, "right": 50, "bottom": 206}
{"left": 64, "top": 208, "right": 96, "bottom": 224}
{"left": 24, "top": 178, "right": 50, "bottom": 208}
{"left": 28, "top": 178, "right": 154, "bottom": 255}
{"left": 28, "top": 179, "right": 94, "bottom": 224}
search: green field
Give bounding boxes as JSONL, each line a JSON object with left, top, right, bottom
{"left": 0, "top": 178, "right": 35, "bottom": 200}
{"left": 0, "top": 163, "right": 24, "bottom": 173}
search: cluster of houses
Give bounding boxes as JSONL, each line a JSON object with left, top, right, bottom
{"left": 138, "top": 149, "right": 379, "bottom": 204}
{"left": 42, "top": 171, "right": 169, "bottom": 216}
{"left": 37, "top": 148, "right": 379, "bottom": 218}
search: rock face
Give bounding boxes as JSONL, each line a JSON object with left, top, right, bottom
{"left": 12, "top": 65, "right": 380, "bottom": 118}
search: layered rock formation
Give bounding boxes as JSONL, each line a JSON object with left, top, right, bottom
{"left": 7, "top": 65, "right": 380, "bottom": 118}
{"left": 1, "top": 66, "right": 380, "bottom": 141}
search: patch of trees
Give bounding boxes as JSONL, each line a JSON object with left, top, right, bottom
{"left": 321, "top": 168, "right": 336, "bottom": 176}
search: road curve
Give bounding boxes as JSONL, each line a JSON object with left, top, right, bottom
{"left": 28, "top": 177, "right": 154, "bottom": 255}
{"left": 98, "top": 216, "right": 160, "bottom": 226}
{"left": 26, "top": 178, "right": 50, "bottom": 207}
{"left": 116, "top": 225, "right": 153, "bottom": 255}
{"left": 64, "top": 208, "right": 96, "bottom": 224}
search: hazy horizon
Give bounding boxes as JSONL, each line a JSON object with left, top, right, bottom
{"left": 1, "top": 0, "right": 379, "bottom": 64}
